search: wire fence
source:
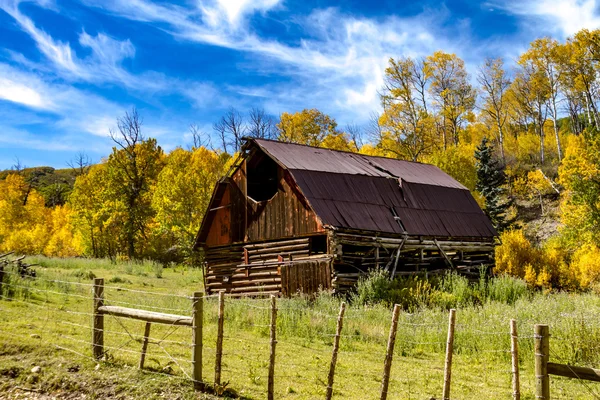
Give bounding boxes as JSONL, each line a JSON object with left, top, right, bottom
{"left": 1, "top": 263, "right": 600, "bottom": 399}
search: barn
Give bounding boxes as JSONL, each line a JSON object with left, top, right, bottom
{"left": 194, "top": 138, "right": 497, "bottom": 297}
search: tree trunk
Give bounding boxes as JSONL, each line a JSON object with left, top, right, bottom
{"left": 551, "top": 100, "right": 562, "bottom": 161}
{"left": 496, "top": 121, "right": 505, "bottom": 163}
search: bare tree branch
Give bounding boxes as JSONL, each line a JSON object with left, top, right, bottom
{"left": 67, "top": 151, "right": 91, "bottom": 176}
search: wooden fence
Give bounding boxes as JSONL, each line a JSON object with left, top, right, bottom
{"left": 87, "top": 277, "right": 529, "bottom": 400}
{"left": 534, "top": 324, "right": 600, "bottom": 399}
{"left": 3, "top": 266, "right": 600, "bottom": 399}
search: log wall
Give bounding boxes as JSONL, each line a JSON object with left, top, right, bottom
{"left": 204, "top": 237, "right": 331, "bottom": 296}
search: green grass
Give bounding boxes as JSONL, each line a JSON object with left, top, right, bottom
{"left": 2, "top": 257, "right": 600, "bottom": 399}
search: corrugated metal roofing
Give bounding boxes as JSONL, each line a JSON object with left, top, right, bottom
{"left": 252, "top": 138, "right": 466, "bottom": 189}
{"left": 247, "top": 138, "right": 497, "bottom": 239}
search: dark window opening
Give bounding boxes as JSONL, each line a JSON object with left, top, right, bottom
{"left": 310, "top": 235, "right": 327, "bottom": 254}
{"left": 247, "top": 152, "right": 279, "bottom": 202}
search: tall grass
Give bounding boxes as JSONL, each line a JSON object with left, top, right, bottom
{"left": 3, "top": 258, "right": 600, "bottom": 399}
{"left": 354, "top": 268, "right": 531, "bottom": 310}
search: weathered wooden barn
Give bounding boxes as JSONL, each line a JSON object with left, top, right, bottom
{"left": 194, "top": 138, "right": 497, "bottom": 296}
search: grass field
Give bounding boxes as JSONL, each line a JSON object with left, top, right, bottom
{"left": 2, "top": 257, "right": 600, "bottom": 399}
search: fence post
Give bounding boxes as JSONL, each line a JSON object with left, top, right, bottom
{"left": 215, "top": 291, "right": 225, "bottom": 387}
{"left": 380, "top": 304, "right": 400, "bottom": 400}
{"left": 268, "top": 294, "right": 278, "bottom": 400}
{"left": 192, "top": 291, "right": 204, "bottom": 391}
{"left": 510, "top": 319, "right": 520, "bottom": 400}
{"left": 92, "top": 278, "right": 104, "bottom": 360}
{"left": 326, "top": 302, "right": 346, "bottom": 400}
{"left": 535, "top": 324, "right": 550, "bottom": 400}
{"left": 0, "top": 264, "right": 4, "bottom": 296}
{"left": 442, "top": 308, "right": 456, "bottom": 400}
{"left": 139, "top": 322, "right": 151, "bottom": 369}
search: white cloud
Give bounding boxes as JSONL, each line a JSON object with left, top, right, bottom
{"left": 0, "top": 63, "right": 124, "bottom": 136}
{"left": 201, "top": 0, "right": 281, "bottom": 28}
{"left": 80, "top": 0, "right": 457, "bottom": 122}
{"left": 0, "top": 77, "right": 46, "bottom": 108}
{"left": 489, "top": 0, "right": 600, "bottom": 37}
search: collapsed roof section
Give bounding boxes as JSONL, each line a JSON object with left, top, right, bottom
{"left": 248, "top": 138, "right": 497, "bottom": 240}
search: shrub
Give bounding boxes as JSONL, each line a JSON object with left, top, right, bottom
{"left": 486, "top": 274, "right": 529, "bottom": 304}
{"left": 71, "top": 269, "right": 96, "bottom": 280}
{"left": 495, "top": 229, "right": 540, "bottom": 278}
{"left": 439, "top": 272, "right": 479, "bottom": 307}
{"left": 353, "top": 269, "right": 394, "bottom": 306}
{"left": 108, "top": 276, "right": 132, "bottom": 284}
{"left": 571, "top": 243, "right": 600, "bottom": 289}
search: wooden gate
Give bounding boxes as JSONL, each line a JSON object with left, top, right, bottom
{"left": 280, "top": 258, "right": 332, "bottom": 296}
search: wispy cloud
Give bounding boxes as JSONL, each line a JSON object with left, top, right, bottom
{"left": 81, "top": 0, "right": 460, "bottom": 121}
{"left": 489, "top": 0, "right": 600, "bottom": 38}
{"left": 0, "top": 62, "right": 123, "bottom": 136}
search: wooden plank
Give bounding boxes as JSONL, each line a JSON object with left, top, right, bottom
{"left": 247, "top": 244, "right": 309, "bottom": 255}
{"left": 243, "top": 238, "right": 310, "bottom": 250}
{"left": 229, "top": 284, "right": 281, "bottom": 293}
{"left": 547, "top": 362, "right": 600, "bottom": 382}
{"left": 98, "top": 306, "right": 193, "bottom": 326}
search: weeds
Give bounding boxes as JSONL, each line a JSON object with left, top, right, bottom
{"left": 353, "top": 269, "right": 531, "bottom": 310}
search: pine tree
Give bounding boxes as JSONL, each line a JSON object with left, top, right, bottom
{"left": 475, "top": 137, "right": 514, "bottom": 233}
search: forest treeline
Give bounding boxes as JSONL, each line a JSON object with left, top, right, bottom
{"left": 4, "top": 29, "right": 600, "bottom": 290}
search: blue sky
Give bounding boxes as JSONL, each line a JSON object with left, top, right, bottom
{"left": 1, "top": 0, "right": 599, "bottom": 169}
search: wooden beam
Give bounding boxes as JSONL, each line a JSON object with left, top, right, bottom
{"left": 434, "top": 238, "right": 454, "bottom": 269}
{"left": 98, "top": 306, "right": 193, "bottom": 326}
{"left": 548, "top": 362, "right": 600, "bottom": 382}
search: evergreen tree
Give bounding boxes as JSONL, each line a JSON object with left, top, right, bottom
{"left": 475, "top": 137, "right": 514, "bottom": 233}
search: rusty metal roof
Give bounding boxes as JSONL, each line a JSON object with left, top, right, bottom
{"left": 252, "top": 138, "right": 467, "bottom": 189}
{"left": 247, "top": 139, "right": 497, "bottom": 239}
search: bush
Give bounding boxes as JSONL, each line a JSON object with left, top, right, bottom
{"left": 71, "top": 269, "right": 96, "bottom": 280}
{"left": 486, "top": 274, "right": 529, "bottom": 304}
{"left": 495, "top": 229, "right": 540, "bottom": 278}
{"left": 572, "top": 243, "right": 600, "bottom": 289}
{"left": 439, "top": 272, "right": 480, "bottom": 307}
{"left": 353, "top": 269, "right": 394, "bottom": 306}
{"left": 108, "top": 276, "right": 132, "bottom": 284}
{"left": 352, "top": 269, "right": 533, "bottom": 310}
{"left": 353, "top": 270, "right": 434, "bottom": 310}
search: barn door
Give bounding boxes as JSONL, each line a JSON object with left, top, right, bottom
{"left": 280, "top": 258, "right": 332, "bottom": 297}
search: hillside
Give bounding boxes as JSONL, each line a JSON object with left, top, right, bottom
{"left": 0, "top": 167, "right": 78, "bottom": 207}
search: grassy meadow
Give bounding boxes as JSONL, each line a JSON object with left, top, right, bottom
{"left": 1, "top": 257, "right": 600, "bottom": 399}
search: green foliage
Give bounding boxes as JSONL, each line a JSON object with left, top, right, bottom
{"left": 352, "top": 268, "right": 530, "bottom": 310}
{"left": 0, "top": 166, "right": 77, "bottom": 207}
{"left": 475, "top": 136, "right": 514, "bottom": 232}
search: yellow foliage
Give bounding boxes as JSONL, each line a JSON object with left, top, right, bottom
{"left": 277, "top": 109, "right": 339, "bottom": 147}
{"left": 0, "top": 174, "right": 52, "bottom": 254}
{"left": 424, "top": 143, "right": 477, "bottom": 191}
{"left": 524, "top": 264, "right": 537, "bottom": 287}
{"left": 571, "top": 244, "right": 600, "bottom": 289}
{"left": 536, "top": 268, "right": 551, "bottom": 288}
{"left": 495, "top": 229, "right": 539, "bottom": 278}
{"left": 44, "top": 205, "right": 82, "bottom": 257}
